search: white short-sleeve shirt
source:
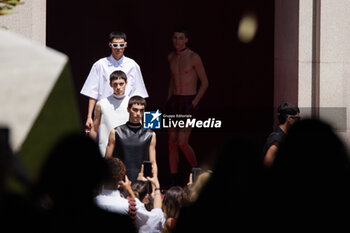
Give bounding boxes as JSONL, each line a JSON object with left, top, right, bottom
{"left": 95, "top": 190, "right": 166, "bottom": 233}
{"left": 135, "top": 198, "right": 166, "bottom": 233}
{"left": 94, "top": 189, "right": 129, "bottom": 215}
{"left": 80, "top": 55, "right": 149, "bottom": 100}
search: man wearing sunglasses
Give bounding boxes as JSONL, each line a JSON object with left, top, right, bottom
{"left": 81, "top": 31, "right": 148, "bottom": 133}
{"left": 165, "top": 27, "right": 209, "bottom": 186}
{"left": 263, "top": 103, "right": 300, "bottom": 167}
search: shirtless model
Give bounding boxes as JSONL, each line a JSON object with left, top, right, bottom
{"left": 166, "top": 27, "right": 209, "bottom": 185}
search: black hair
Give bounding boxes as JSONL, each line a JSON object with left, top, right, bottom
{"left": 277, "top": 103, "right": 300, "bottom": 124}
{"left": 109, "top": 70, "right": 127, "bottom": 83}
{"left": 109, "top": 31, "right": 127, "bottom": 42}
{"left": 128, "top": 96, "right": 146, "bottom": 109}
{"left": 174, "top": 26, "right": 189, "bottom": 38}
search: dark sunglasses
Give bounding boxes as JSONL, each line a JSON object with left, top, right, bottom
{"left": 288, "top": 115, "right": 301, "bottom": 120}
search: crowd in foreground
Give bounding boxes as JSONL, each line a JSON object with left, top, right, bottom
{"left": 1, "top": 116, "right": 350, "bottom": 232}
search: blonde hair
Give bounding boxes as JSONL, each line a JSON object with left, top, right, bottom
{"left": 190, "top": 172, "right": 212, "bottom": 202}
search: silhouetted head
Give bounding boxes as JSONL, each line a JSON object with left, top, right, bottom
{"left": 175, "top": 136, "right": 265, "bottom": 232}
{"left": 37, "top": 133, "right": 108, "bottom": 206}
{"left": 0, "top": 128, "right": 11, "bottom": 193}
{"left": 272, "top": 118, "right": 350, "bottom": 201}
{"left": 210, "top": 136, "right": 265, "bottom": 196}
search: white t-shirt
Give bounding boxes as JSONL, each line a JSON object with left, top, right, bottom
{"left": 80, "top": 55, "right": 148, "bottom": 100}
{"left": 135, "top": 198, "right": 166, "bottom": 233}
{"left": 95, "top": 189, "right": 129, "bottom": 215}
{"left": 96, "top": 190, "right": 165, "bottom": 233}
{"left": 98, "top": 95, "right": 129, "bottom": 156}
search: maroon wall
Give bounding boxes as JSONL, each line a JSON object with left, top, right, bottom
{"left": 274, "top": 0, "right": 299, "bottom": 125}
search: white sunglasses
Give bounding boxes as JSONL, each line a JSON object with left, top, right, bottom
{"left": 110, "top": 42, "right": 127, "bottom": 48}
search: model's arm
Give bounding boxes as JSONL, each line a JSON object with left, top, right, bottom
{"left": 89, "top": 101, "right": 101, "bottom": 140}
{"left": 167, "top": 53, "right": 174, "bottom": 100}
{"left": 86, "top": 98, "right": 97, "bottom": 130}
{"left": 105, "top": 129, "right": 116, "bottom": 158}
{"left": 264, "top": 143, "right": 279, "bottom": 167}
{"left": 149, "top": 132, "right": 158, "bottom": 177}
{"left": 192, "top": 54, "right": 209, "bottom": 108}
{"left": 167, "top": 77, "right": 175, "bottom": 100}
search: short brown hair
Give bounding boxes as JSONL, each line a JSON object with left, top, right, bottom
{"left": 105, "top": 157, "right": 126, "bottom": 185}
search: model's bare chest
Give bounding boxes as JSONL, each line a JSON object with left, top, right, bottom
{"left": 169, "top": 56, "right": 194, "bottom": 74}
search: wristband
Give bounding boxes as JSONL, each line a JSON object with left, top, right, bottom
{"left": 155, "top": 187, "right": 161, "bottom": 191}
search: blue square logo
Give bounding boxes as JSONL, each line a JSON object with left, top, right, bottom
{"left": 143, "top": 110, "right": 161, "bottom": 129}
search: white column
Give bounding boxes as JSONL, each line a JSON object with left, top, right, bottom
{"left": 318, "top": 0, "right": 350, "bottom": 145}
{"left": 298, "top": 0, "right": 313, "bottom": 110}
{"left": 0, "top": 0, "right": 46, "bottom": 45}
{"left": 298, "top": 0, "right": 350, "bottom": 147}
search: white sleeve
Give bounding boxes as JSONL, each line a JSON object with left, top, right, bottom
{"left": 128, "top": 63, "right": 149, "bottom": 98}
{"left": 151, "top": 208, "right": 166, "bottom": 224}
{"left": 135, "top": 198, "right": 150, "bottom": 227}
{"left": 94, "top": 196, "right": 129, "bottom": 215}
{"left": 148, "top": 208, "right": 166, "bottom": 232}
{"left": 80, "top": 62, "right": 100, "bottom": 99}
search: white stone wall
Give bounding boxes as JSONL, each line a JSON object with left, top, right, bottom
{"left": 298, "top": 0, "right": 313, "bottom": 109}
{"left": 319, "top": 0, "right": 350, "bottom": 146}
{"left": 0, "top": 0, "right": 46, "bottom": 45}
{"left": 298, "top": 0, "right": 350, "bottom": 147}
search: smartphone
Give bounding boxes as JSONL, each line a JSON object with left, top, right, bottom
{"left": 143, "top": 161, "right": 153, "bottom": 178}
{"left": 191, "top": 167, "right": 202, "bottom": 183}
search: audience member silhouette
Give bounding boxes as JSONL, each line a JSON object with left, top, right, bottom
{"left": 174, "top": 136, "right": 265, "bottom": 232}
{"left": 267, "top": 119, "right": 350, "bottom": 230}
{"left": 4, "top": 119, "right": 350, "bottom": 232}
{"left": 0, "top": 128, "right": 35, "bottom": 232}
{"left": 34, "top": 133, "right": 136, "bottom": 232}
{"left": 162, "top": 186, "right": 184, "bottom": 233}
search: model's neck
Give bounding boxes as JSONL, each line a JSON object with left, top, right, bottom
{"left": 113, "top": 93, "right": 126, "bottom": 99}
{"left": 112, "top": 54, "right": 123, "bottom": 61}
{"left": 279, "top": 124, "right": 288, "bottom": 134}
{"left": 176, "top": 47, "right": 188, "bottom": 55}
{"left": 127, "top": 121, "right": 142, "bottom": 127}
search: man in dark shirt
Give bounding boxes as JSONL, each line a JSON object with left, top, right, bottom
{"left": 105, "top": 96, "right": 158, "bottom": 182}
{"left": 263, "top": 103, "right": 300, "bottom": 167}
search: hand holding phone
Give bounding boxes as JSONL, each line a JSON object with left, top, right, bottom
{"left": 143, "top": 161, "right": 153, "bottom": 178}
